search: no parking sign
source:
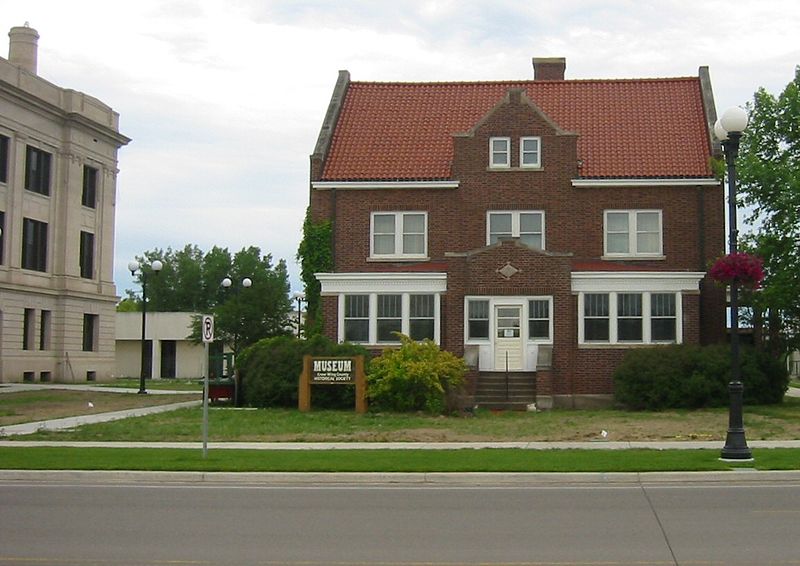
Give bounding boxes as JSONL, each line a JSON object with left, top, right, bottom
{"left": 202, "top": 315, "right": 214, "bottom": 343}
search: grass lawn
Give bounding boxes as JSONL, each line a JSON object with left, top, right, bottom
{"left": 0, "top": 446, "right": 796, "bottom": 472}
{"left": 12, "top": 397, "right": 800, "bottom": 443}
{"left": 0, "top": 390, "right": 200, "bottom": 427}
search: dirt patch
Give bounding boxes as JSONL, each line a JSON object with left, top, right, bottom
{"left": 0, "top": 390, "right": 200, "bottom": 426}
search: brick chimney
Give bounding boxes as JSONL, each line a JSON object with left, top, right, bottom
{"left": 8, "top": 23, "right": 39, "bottom": 75}
{"left": 532, "top": 57, "right": 566, "bottom": 81}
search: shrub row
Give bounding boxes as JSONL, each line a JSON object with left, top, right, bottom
{"left": 238, "top": 334, "right": 467, "bottom": 414}
{"left": 613, "top": 344, "right": 788, "bottom": 410}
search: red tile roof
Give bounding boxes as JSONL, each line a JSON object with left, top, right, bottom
{"left": 321, "top": 77, "right": 714, "bottom": 181}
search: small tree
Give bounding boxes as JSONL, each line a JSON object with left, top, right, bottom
{"left": 367, "top": 335, "right": 467, "bottom": 414}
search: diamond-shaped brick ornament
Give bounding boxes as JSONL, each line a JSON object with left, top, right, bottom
{"left": 497, "top": 262, "right": 520, "bottom": 280}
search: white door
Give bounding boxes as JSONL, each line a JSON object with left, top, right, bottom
{"left": 494, "top": 305, "right": 523, "bottom": 371}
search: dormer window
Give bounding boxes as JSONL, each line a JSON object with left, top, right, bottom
{"left": 489, "top": 137, "right": 510, "bottom": 168}
{"left": 520, "top": 137, "right": 541, "bottom": 168}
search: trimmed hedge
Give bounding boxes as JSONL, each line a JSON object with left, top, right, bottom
{"left": 613, "top": 344, "right": 788, "bottom": 410}
{"left": 238, "top": 335, "right": 368, "bottom": 408}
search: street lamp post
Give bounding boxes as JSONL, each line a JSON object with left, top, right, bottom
{"left": 128, "top": 259, "right": 163, "bottom": 394}
{"left": 292, "top": 291, "right": 306, "bottom": 338}
{"left": 714, "top": 106, "right": 753, "bottom": 461}
{"left": 221, "top": 276, "right": 252, "bottom": 357}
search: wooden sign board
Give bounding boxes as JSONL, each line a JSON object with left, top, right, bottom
{"left": 299, "top": 355, "right": 367, "bottom": 413}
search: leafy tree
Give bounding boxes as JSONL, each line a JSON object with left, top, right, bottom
{"left": 737, "top": 66, "right": 800, "bottom": 357}
{"left": 128, "top": 244, "right": 292, "bottom": 355}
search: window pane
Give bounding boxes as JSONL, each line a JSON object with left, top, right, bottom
{"left": 618, "top": 319, "right": 643, "bottom": 341}
{"left": 651, "top": 294, "right": 676, "bottom": 316}
{"left": 529, "top": 300, "right": 549, "bottom": 319}
{"left": 521, "top": 138, "right": 540, "bottom": 166}
{"left": 469, "top": 320, "right": 489, "bottom": 339}
{"left": 377, "top": 319, "right": 402, "bottom": 341}
{"left": 617, "top": 294, "right": 642, "bottom": 316}
{"left": 410, "top": 319, "right": 434, "bottom": 341}
{"left": 373, "top": 234, "right": 395, "bottom": 255}
{"left": 489, "top": 213, "right": 512, "bottom": 234}
{"left": 637, "top": 232, "right": 660, "bottom": 254}
{"left": 410, "top": 295, "right": 434, "bottom": 317}
{"left": 344, "top": 320, "right": 369, "bottom": 342}
{"left": 345, "top": 295, "right": 369, "bottom": 317}
{"left": 377, "top": 295, "right": 401, "bottom": 317}
{"left": 468, "top": 299, "right": 489, "bottom": 339}
{"left": 584, "top": 319, "right": 609, "bottom": 341}
{"left": 607, "top": 212, "right": 629, "bottom": 232}
{"left": 520, "top": 234, "right": 542, "bottom": 249}
{"left": 584, "top": 294, "right": 609, "bottom": 317}
{"left": 607, "top": 233, "right": 629, "bottom": 254}
{"left": 374, "top": 214, "right": 395, "bottom": 233}
{"left": 402, "top": 234, "right": 424, "bottom": 254}
{"left": 403, "top": 214, "right": 424, "bottom": 233}
{"left": 530, "top": 320, "right": 549, "bottom": 339}
{"left": 652, "top": 319, "right": 676, "bottom": 341}
{"left": 519, "top": 213, "right": 541, "bottom": 233}
{"left": 637, "top": 212, "right": 660, "bottom": 232}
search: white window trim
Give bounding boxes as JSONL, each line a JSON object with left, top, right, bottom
{"left": 603, "top": 209, "right": 663, "bottom": 258}
{"left": 577, "top": 291, "right": 682, "bottom": 346}
{"left": 464, "top": 296, "right": 554, "bottom": 345}
{"left": 486, "top": 210, "right": 545, "bottom": 249}
{"left": 520, "top": 136, "right": 541, "bottom": 168}
{"left": 489, "top": 137, "right": 511, "bottom": 168}
{"left": 338, "top": 292, "right": 441, "bottom": 345}
{"left": 370, "top": 211, "right": 428, "bottom": 260}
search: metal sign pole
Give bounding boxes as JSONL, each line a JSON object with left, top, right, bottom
{"left": 201, "top": 315, "right": 214, "bottom": 459}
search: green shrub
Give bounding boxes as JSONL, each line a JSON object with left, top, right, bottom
{"left": 239, "top": 335, "right": 368, "bottom": 408}
{"left": 367, "top": 335, "right": 467, "bottom": 414}
{"left": 613, "top": 344, "right": 789, "bottom": 410}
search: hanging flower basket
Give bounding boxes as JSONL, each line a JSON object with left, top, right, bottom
{"left": 709, "top": 252, "right": 764, "bottom": 289}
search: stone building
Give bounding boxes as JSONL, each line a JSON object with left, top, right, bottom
{"left": 0, "top": 24, "right": 129, "bottom": 382}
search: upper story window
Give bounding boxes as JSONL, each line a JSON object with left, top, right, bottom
{"left": 25, "top": 146, "right": 52, "bottom": 196}
{"left": 489, "top": 137, "right": 510, "bottom": 168}
{"left": 520, "top": 137, "right": 541, "bottom": 168}
{"left": 80, "top": 231, "right": 95, "bottom": 279}
{"left": 0, "top": 210, "right": 5, "bottom": 265}
{"left": 371, "top": 212, "right": 427, "bottom": 259}
{"left": 0, "top": 134, "right": 9, "bottom": 183}
{"left": 82, "top": 165, "right": 98, "bottom": 208}
{"left": 22, "top": 217, "right": 48, "bottom": 272}
{"left": 487, "top": 211, "right": 544, "bottom": 249}
{"left": 604, "top": 210, "right": 662, "bottom": 257}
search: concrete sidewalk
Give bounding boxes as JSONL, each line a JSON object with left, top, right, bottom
{"left": 0, "top": 382, "right": 198, "bottom": 395}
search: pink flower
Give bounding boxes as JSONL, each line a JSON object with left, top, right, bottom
{"left": 709, "top": 253, "right": 765, "bottom": 289}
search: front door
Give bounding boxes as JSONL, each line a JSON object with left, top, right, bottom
{"left": 494, "top": 305, "right": 523, "bottom": 371}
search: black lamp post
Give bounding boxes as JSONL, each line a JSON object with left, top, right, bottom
{"left": 221, "top": 276, "right": 252, "bottom": 356}
{"left": 292, "top": 291, "right": 306, "bottom": 338}
{"left": 128, "top": 259, "right": 163, "bottom": 394}
{"left": 714, "top": 106, "right": 753, "bottom": 461}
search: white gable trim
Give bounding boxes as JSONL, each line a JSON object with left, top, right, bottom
{"left": 572, "top": 178, "right": 719, "bottom": 188}
{"left": 316, "top": 272, "right": 447, "bottom": 294}
{"left": 571, "top": 271, "right": 705, "bottom": 293}
{"left": 312, "top": 181, "right": 460, "bottom": 190}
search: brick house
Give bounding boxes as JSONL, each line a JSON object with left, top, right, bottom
{"left": 307, "top": 58, "right": 726, "bottom": 408}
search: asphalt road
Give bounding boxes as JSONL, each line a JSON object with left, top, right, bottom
{"left": 2, "top": 477, "right": 800, "bottom": 565}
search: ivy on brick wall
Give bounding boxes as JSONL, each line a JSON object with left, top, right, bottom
{"left": 296, "top": 207, "right": 332, "bottom": 337}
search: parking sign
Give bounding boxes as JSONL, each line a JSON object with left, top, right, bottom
{"left": 202, "top": 315, "right": 214, "bottom": 343}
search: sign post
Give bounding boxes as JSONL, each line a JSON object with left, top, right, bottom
{"left": 299, "top": 355, "right": 366, "bottom": 413}
{"left": 201, "top": 315, "right": 214, "bottom": 458}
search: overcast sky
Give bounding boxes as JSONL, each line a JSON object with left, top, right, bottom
{"left": 2, "top": 0, "right": 798, "bottom": 297}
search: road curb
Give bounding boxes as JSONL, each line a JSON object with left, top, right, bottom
{"left": 3, "top": 469, "right": 800, "bottom": 487}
